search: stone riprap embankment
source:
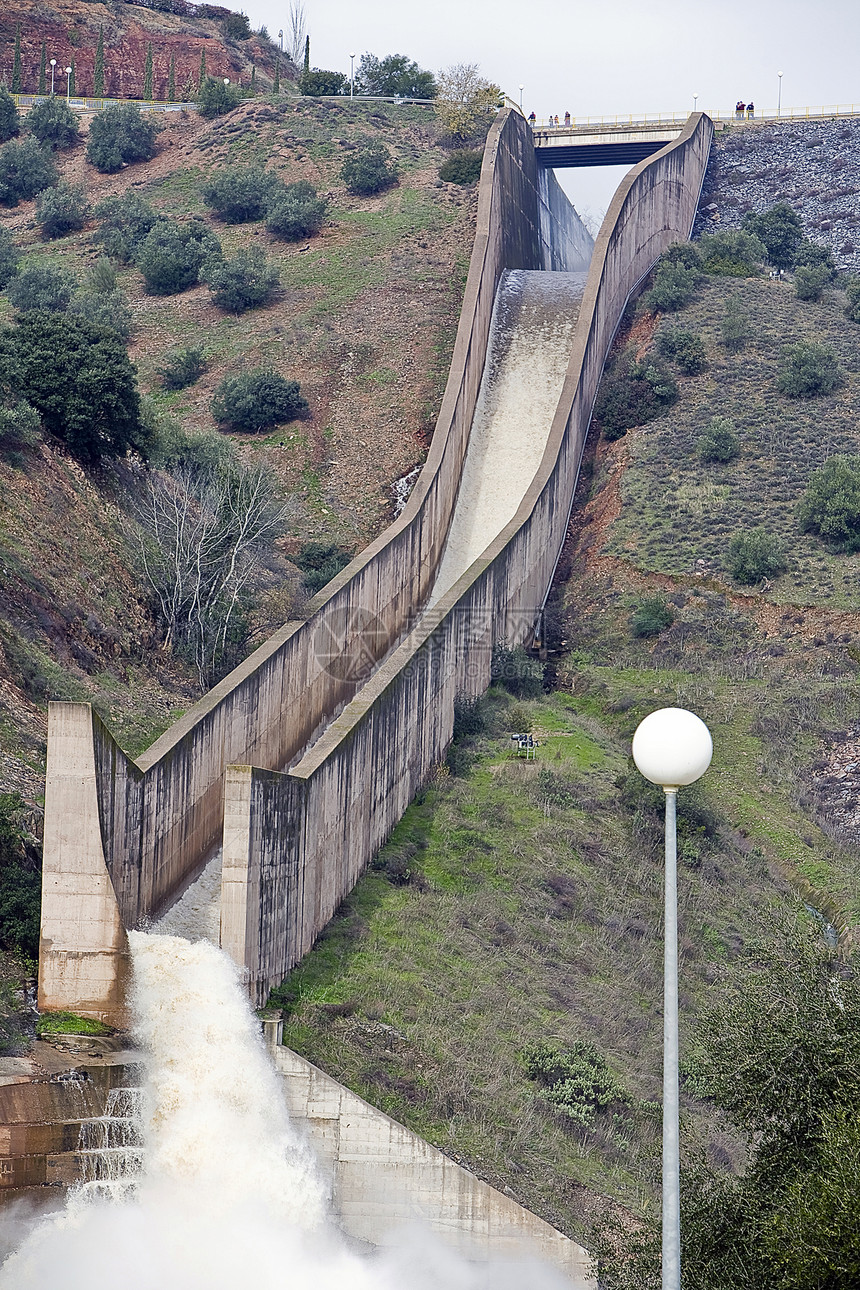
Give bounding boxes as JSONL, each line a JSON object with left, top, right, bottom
{"left": 693, "top": 117, "right": 860, "bottom": 272}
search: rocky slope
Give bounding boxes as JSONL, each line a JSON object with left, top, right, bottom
{"left": 0, "top": 0, "right": 282, "bottom": 100}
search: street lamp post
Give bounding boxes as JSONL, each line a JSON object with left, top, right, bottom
{"left": 778, "top": 71, "right": 783, "bottom": 117}
{"left": 349, "top": 53, "right": 355, "bottom": 98}
{"left": 65, "top": 66, "right": 72, "bottom": 100}
{"left": 632, "top": 707, "right": 713, "bottom": 1290}
{"left": 49, "top": 58, "right": 56, "bottom": 96}
{"left": 519, "top": 84, "right": 524, "bottom": 111}
{"left": 693, "top": 93, "right": 698, "bottom": 113}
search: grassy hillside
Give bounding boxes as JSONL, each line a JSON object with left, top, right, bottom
{"left": 272, "top": 263, "right": 860, "bottom": 1247}
{"left": 0, "top": 96, "right": 476, "bottom": 801}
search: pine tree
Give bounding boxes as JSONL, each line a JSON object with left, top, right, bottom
{"left": 273, "top": 53, "right": 280, "bottom": 94}
{"left": 303, "top": 36, "right": 310, "bottom": 75}
{"left": 38, "top": 42, "right": 46, "bottom": 96}
{"left": 198, "top": 47, "right": 206, "bottom": 90}
{"left": 11, "top": 24, "right": 21, "bottom": 95}
{"left": 143, "top": 42, "right": 153, "bottom": 99}
{"left": 94, "top": 25, "right": 105, "bottom": 97}
{"left": 69, "top": 59, "right": 75, "bottom": 97}
{"left": 168, "top": 51, "right": 175, "bottom": 102}
{"left": 250, "top": 65, "right": 256, "bottom": 95}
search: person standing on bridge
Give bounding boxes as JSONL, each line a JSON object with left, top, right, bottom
{"left": 746, "top": 101, "right": 754, "bottom": 118}
{"left": 735, "top": 100, "right": 745, "bottom": 119}
{"left": 528, "top": 111, "right": 536, "bottom": 126}
{"left": 564, "top": 110, "right": 571, "bottom": 126}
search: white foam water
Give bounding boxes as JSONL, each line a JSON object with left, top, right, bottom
{"left": 0, "top": 933, "right": 574, "bottom": 1289}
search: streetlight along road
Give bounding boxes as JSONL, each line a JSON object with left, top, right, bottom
{"left": 65, "top": 66, "right": 72, "bottom": 99}
{"left": 50, "top": 58, "right": 56, "bottom": 96}
{"left": 632, "top": 707, "right": 713, "bottom": 1290}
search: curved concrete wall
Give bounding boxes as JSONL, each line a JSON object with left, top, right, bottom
{"left": 38, "top": 110, "right": 546, "bottom": 1021}
{"left": 222, "top": 114, "right": 714, "bottom": 1003}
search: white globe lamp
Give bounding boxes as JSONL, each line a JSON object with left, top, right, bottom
{"left": 632, "top": 707, "right": 712, "bottom": 787}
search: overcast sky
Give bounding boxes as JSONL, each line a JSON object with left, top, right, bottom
{"left": 244, "top": 0, "right": 860, "bottom": 222}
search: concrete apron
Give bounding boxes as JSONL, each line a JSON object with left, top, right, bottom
{"left": 0, "top": 1025, "right": 594, "bottom": 1289}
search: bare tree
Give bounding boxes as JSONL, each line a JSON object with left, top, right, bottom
{"left": 137, "top": 461, "right": 291, "bottom": 690}
{"left": 435, "top": 64, "right": 502, "bottom": 142}
{"left": 287, "top": 2, "right": 307, "bottom": 69}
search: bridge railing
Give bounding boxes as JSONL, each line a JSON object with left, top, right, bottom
{"left": 526, "top": 104, "right": 860, "bottom": 131}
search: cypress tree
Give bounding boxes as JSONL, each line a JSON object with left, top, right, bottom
{"left": 69, "top": 59, "right": 75, "bottom": 97}
{"left": 11, "top": 24, "right": 21, "bottom": 95}
{"left": 38, "top": 42, "right": 46, "bottom": 96}
{"left": 250, "top": 64, "right": 256, "bottom": 95}
{"left": 198, "top": 47, "right": 206, "bottom": 90}
{"left": 168, "top": 51, "right": 175, "bottom": 102}
{"left": 94, "top": 26, "right": 105, "bottom": 97}
{"left": 273, "top": 53, "right": 280, "bottom": 94}
{"left": 143, "top": 42, "right": 153, "bottom": 99}
{"left": 303, "top": 36, "right": 310, "bottom": 75}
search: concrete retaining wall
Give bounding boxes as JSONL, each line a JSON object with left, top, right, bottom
{"left": 267, "top": 1027, "right": 594, "bottom": 1284}
{"left": 38, "top": 110, "right": 545, "bottom": 1022}
{"left": 223, "top": 114, "right": 713, "bottom": 1003}
{"left": 539, "top": 169, "right": 594, "bottom": 271}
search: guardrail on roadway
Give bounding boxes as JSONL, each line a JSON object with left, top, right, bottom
{"left": 12, "top": 93, "right": 195, "bottom": 113}
{"left": 523, "top": 104, "right": 860, "bottom": 130}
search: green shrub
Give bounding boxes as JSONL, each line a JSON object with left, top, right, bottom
{"left": 94, "top": 191, "right": 158, "bottom": 263}
{"left": 26, "top": 97, "right": 80, "bottom": 150}
{"left": 645, "top": 259, "right": 699, "bottom": 311}
{"left": 794, "top": 240, "right": 836, "bottom": 277}
{"left": 11, "top": 311, "right": 144, "bottom": 463}
{"left": 844, "top": 276, "right": 860, "bottom": 323}
{"left": 439, "top": 149, "right": 483, "bottom": 184}
{"left": 521, "top": 1040, "right": 627, "bottom": 1124}
{"left": 630, "top": 594, "right": 674, "bottom": 637}
{"left": 697, "top": 415, "right": 739, "bottom": 464}
{"left": 656, "top": 328, "right": 706, "bottom": 374}
{"left": 156, "top": 346, "right": 207, "bottom": 391}
{"left": 136, "top": 219, "right": 221, "bottom": 295}
{"left": 743, "top": 202, "right": 803, "bottom": 268}
{"left": 211, "top": 369, "right": 309, "bottom": 432}
{"left": 86, "top": 103, "right": 159, "bottom": 173}
{"left": 727, "top": 528, "right": 787, "bottom": 584}
{"left": 203, "top": 246, "right": 279, "bottom": 313}
{"left": 490, "top": 642, "right": 544, "bottom": 698}
{"left": 0, "top": 227, "right": 19, "bottom": 290}
{"left": 0, "top": 89, "right": 20, "bottom": 144}
{"left": 201, "top": 166, "right": 275, "bottom": 223}
{"left": 264, "top": 181, "right": 327, "bottom": 241}
{"left": 0, "top": 792, "right": 41, "bottom": 961}
{"left": 795, "top": 263, "right": 833, "bottom": 301}
{"left": 595, "top": 355, "right": 678, "bottom": 440}
{"left": 196, "top": 76, "right": 242, "bottom": 119}
{"left": 69, "top": 288, "right": 132, "bottom": 341}
{"left": 0, "top": 137, "right": 57, "bottom": 206}
{"left": 300, "top": 68, "right": 347, "bottom": 96}
{"left": 699, "top": 228, "right": 765, "bottom": 276}
{"left": 340, "top": 140, "right": 398, "bottom": 196}
{"left": 798, "top": 455, "right": 860, "bottom": 549}
{"left": 292, "top": 541, "right": 351, "bottom": 595}
{"left": 7, "top": 264, "right": 75, "bottom": 312}
{"left": 35, "top": 181, "right": 89, "bottom": 239}
{"left": 776, "top": 341, "right": 844, "bottom": 398}
{"left": 721, "top": 295, "right": 749, "bottom": 351}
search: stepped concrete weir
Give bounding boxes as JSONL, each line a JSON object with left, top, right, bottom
{"left": 39, "top": 107, "right": 713, "bottom": 1024}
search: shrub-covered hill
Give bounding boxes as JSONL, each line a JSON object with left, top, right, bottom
{"left": 272, "top": 250, "right": 860, "bottom": 1272}
{"left": 0, "top": 96, "right": 477, "bottom": 802}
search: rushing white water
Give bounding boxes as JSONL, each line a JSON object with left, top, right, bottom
{"left": 0, "top": 934, "right": 573, "bottom": 1290}
{"left": 154, "top": 849, "right": 223, "bottom": 942}
{"left": 430, "top": 268, "right": 587, "bottom": 605}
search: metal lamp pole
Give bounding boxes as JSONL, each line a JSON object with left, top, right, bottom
{"left": 65, "top": 66, "right": 72, "bottom": 100}
{"left": 633, "top": 708, "right": 713, "bottom": 1290}
{"left": 778, "top": 71, "right": 783, "bottom": 117}
{"left": 519, "top": 84, "right": 524, "bottom": 111}
{"left": 49, "top": 58, "right": 56, "bottom": 95}
{"left": 693, "top": 93, "right": 698, "bottom": 113}
{"left": 349, "top": 53, "right": 355, "bottom": 98}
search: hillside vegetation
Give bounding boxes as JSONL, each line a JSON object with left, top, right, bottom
{"left": 272, "top": 203, "right": 860, "bottom": 1275}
